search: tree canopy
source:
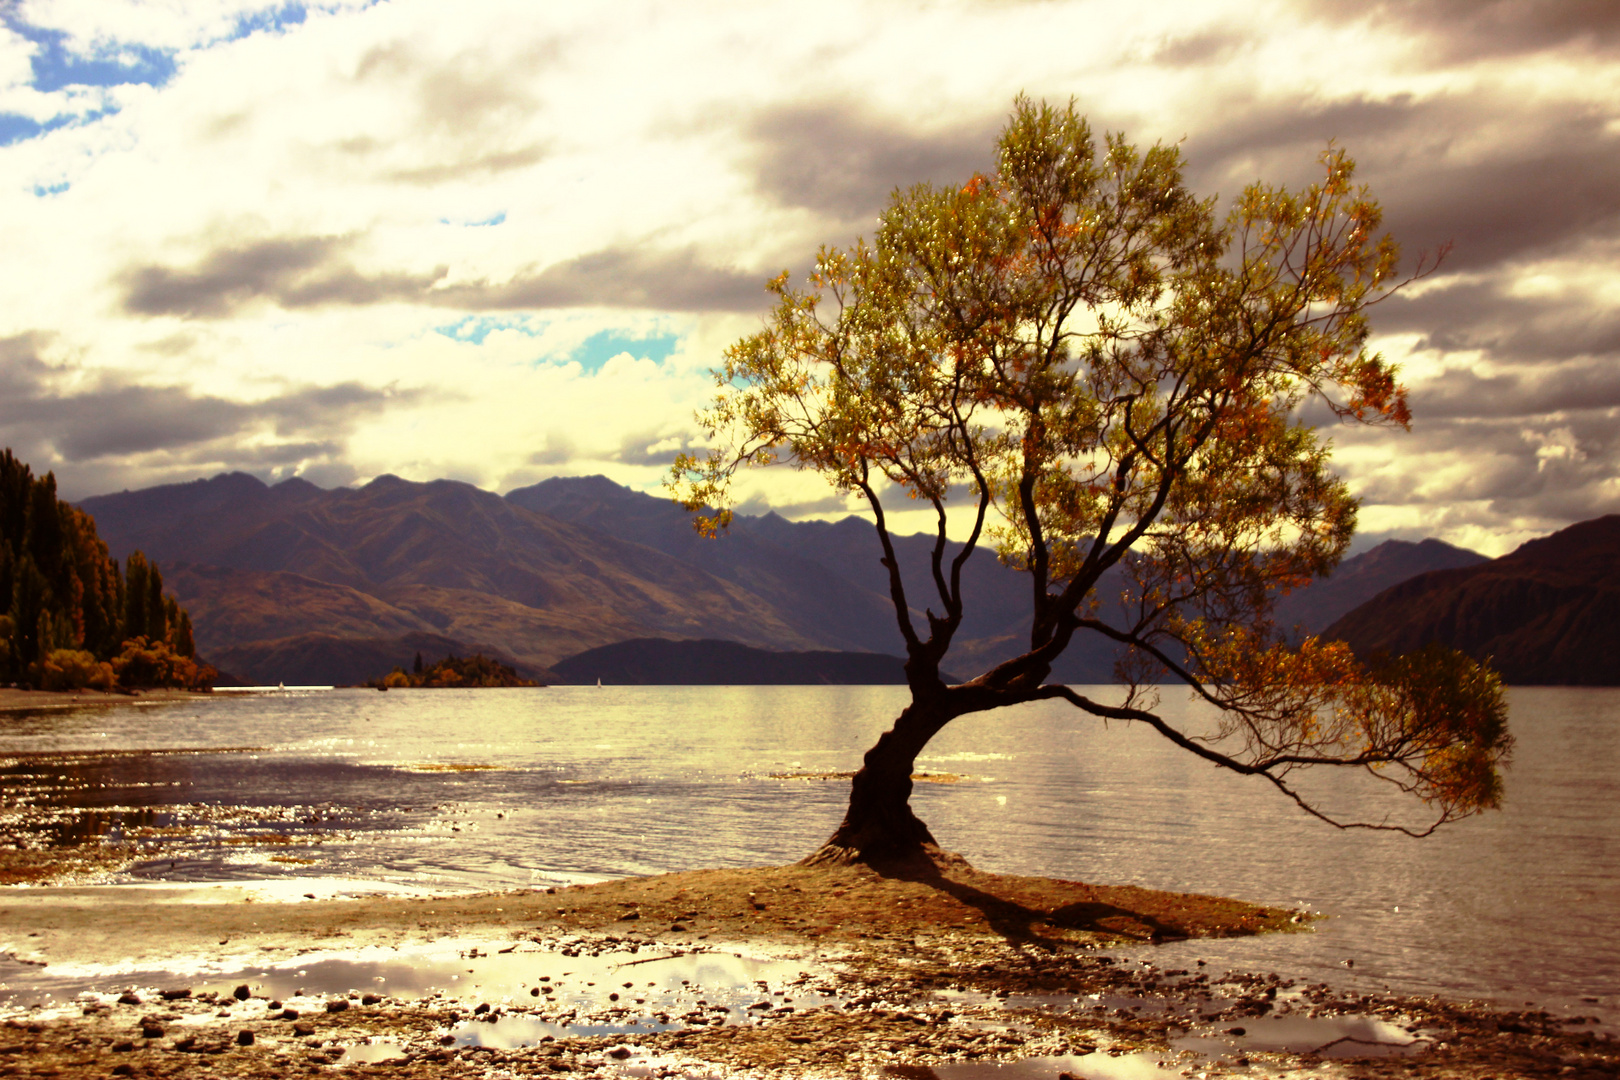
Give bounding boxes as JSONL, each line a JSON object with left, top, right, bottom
{"left": 0, "top": 449, "right": 212, "bottom": 691}
{"left": 673, "top": 98, "right": 1510, "bottom": 865}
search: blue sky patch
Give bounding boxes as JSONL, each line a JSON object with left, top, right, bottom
{"left": 433, "top": 316, "right": 541, "bottom": 346}
{"left": 573, "top": 330, "right": 679, "bottom": 372}
{"left": 438, "top": 212, "right": 506, "bottom": 227}
{"left": 0, "top": 111, "right": 86, "bottom": 148}
{"left": 226, "top": 3, "right": 310, "bottom": 43}
{"left": 7, "top": 21, "right": 177, "bottom": 92}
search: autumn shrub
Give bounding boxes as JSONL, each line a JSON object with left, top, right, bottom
{"left": 40, "top": 649, "right": 116, "bottom": 691}
{"left": 111, "top": 636, "right": 217, "bottom": 690}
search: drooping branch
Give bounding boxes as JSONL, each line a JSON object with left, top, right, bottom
{"left": 1030, "top": 684, "right": 1487, "bottom": 838}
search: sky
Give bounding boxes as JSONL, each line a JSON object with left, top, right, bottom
{"left": 0, "top": 0, "right": 1616, "bottom": 557}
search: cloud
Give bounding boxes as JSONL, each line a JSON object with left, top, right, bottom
{"left": 1408, "top": 361, "right": 1620, "bottom": 421}
{"left": 747, "top": 101, "right": 998, "bottom": 221}
{"left": 611, "top": 428, "right": 704, "bottom": 467}
{"left": 0, "top": 332, "right": 419, "bottom": 470}
{"left": 435, "top": 246, "right": 768, "bottom": 313}
{"left": 1336, "top": 407, "right": 1620, "bottom": 542}
{"left": 527, "top": 432, "right": 574, "bottom": 466}
{"left": 1378, "top": 279, "right": 1620, "bottom": 364}
{"left": 1184, "top": 94, "right": 1620, "bottom": 273}
{"left": 1299, "top": 0, "right": 1620, "bottom": 62}
{"left": 1151, "top": 30, "right": 1250, "bottom": 67}
{"left": 0, "top": 332, "right": 55, "bottom": 397}
{"left": 386, "top": 144, "right": 545, "bottom": 185}
{"left": 338, "top": 36, "right": 557, "bottom": 184}
{"left": 119, "top": 235, "right": 446, "bottom": 318}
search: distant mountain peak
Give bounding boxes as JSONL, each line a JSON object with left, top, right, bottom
{"left": 1272, "top": 536, "right": 1488, "bottom": 637}
{"left": 272, "top": 476, "right": 323, "bottom": 492}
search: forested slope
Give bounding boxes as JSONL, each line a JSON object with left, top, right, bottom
{"left": 1, "top": 450, "right": 209, "bottom": 689}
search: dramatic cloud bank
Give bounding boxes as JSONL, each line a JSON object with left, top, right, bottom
{"left": 0, "top": 0, "right": 1614, "bottom": 553}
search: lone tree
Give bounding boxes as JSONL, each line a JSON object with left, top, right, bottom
{"left": 673, "top": 99, "right": 1511, "bottom": 867}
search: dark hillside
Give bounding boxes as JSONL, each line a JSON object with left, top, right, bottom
{"left": 507, "top": 476, "right": 1121, "bottom": 682}
{"left": 1272, "top": 538, "right": 1488, "bottom": 635}
{"left": 82, "top": 474, "right": 822, "bottom": 682}
{"left": 551, "top": 637, "right": 933, "bottom": 685}
{"left": 206, "top": 631, "right": 546, "bottom": 688}
{"left": 505, "top": 477, "right": 901, "bottom": 653}
{"left": 1327, "top": 515, "right": 1620, "bottom": 685}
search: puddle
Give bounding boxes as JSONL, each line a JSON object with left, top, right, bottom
{"left": 940, "top": 983, "right": 1426, "bottom": 1068}
{"left": 1171, "top": 1013, "right": 1427, "bottom": 1058}
{"left": 889, "top": 1051, "right": 1180, "bottom": 1079}
{"left": 448, "top": 947, "right": 841, "bottom": 1047}
{"left": 343, "top": 1040, "right": 408, "bottom": 1063}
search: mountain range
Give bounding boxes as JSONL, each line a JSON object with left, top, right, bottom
{"left": 80, "top": 471, "right": 1503, "bottom": 685}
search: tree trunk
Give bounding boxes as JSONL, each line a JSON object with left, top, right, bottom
{"left": 800, "top": 693, "right": 959, "bottom": 868}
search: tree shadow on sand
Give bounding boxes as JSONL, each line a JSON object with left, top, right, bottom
{"left": 866, "top": 848, "right": 1192, "bottom": 952}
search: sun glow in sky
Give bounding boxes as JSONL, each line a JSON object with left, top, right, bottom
{"left": 2, "top": 0, "right": 1617, "bottom": 555}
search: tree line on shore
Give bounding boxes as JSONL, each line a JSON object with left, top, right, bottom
{"left": 0, "top": 450, "right": 213, "bottom": 691}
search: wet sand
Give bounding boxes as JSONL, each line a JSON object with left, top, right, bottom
{"left": 3, "top": 861, "right": 1615, "bottom": 1078}
{"left": 0, "top": 687, "right": 225, "bottom": 712}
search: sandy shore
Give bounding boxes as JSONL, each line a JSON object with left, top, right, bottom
{"left": 3, "top": 861, "right": 1615, "bottom": 1079}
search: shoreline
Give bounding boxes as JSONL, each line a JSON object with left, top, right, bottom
{"left": 0, "top": 687, "right": 228, "bottom": 712}
{"left": 4, "top": 864, "right": 1614, "bottom": 1078}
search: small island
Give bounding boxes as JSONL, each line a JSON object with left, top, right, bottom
{"left": 364, "top": 651, "right": 541, "bottom": 689}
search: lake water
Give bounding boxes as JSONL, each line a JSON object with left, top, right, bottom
{"left": 1, "top": 685, "right": 1615, "bottom": 1031}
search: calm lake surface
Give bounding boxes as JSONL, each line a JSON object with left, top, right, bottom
{"left": 2, "top": 685, "right": 1615, "bottom": 1029}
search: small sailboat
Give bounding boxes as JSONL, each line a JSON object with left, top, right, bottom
{"left": 596, "top": 677, "right": 602, "bottom": 688}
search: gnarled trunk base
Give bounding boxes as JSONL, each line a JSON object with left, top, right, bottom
{"left": 798, "top": 775, "right": 940, "bottom": 868}
{"left": 799, "top": 695, "right": 970, "bottom": 873}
